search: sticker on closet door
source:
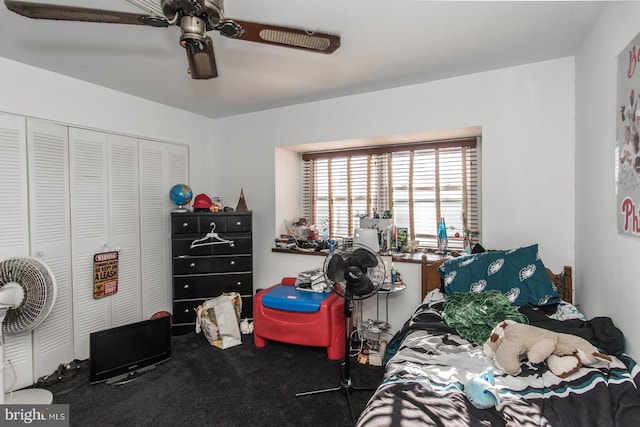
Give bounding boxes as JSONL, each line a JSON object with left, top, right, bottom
{"left": 93, "top": 251, "right": 119, "bottom": 299}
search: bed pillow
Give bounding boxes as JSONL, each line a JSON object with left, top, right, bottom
{"left": 439, "top": 244, "right": 560, "bottom": 306}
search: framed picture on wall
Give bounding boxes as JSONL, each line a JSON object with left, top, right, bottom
{"left": 616, "top": 32, "right": 640, "bottom": 239}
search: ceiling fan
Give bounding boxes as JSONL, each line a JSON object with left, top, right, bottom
{"left": 3, "top": 0, "right": 341, "bottom": 79}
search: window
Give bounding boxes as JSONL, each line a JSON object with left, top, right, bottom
{"left": 301, "top": 138, "right": 479, "bottom": 251}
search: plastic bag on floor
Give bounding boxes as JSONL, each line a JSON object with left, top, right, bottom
{"left": 195, "top": 292, "right": 242, "bottom": 349}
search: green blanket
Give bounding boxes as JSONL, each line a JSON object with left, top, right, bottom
{"left": 442, "top": 290, "right": 528, "bottom": 345}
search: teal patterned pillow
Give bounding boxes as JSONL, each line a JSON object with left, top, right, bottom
{"left": 439, "top": 244, "right": 560, "bottom": 306}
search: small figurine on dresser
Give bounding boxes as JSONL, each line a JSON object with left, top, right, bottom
{"left": 236, "top": 188, "right": 248, "bottom": 212}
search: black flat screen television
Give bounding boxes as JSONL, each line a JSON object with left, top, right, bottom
{"left": 89, "top": 316, "right": 171, "bottom": 385}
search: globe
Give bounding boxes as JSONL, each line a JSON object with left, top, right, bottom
{"left": 169, "top": 184, "right": 193, "bottom": 211}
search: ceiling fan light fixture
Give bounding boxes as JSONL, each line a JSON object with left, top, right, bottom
{"left": 258, "top": 29, "right": 332, "bottom": 52}
{"left": 184, "top": 36, "right": 218, "bottom": 79}
{"left": 189, "top": 51, "right": 215, "bottom": 77}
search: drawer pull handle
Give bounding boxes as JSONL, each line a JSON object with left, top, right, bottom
{"left": 236, "top": 281, "right": 242, "bottom": 286}
{"left": 230, "top": 261, "right": 235, "bottom": 266}
{"left": 182, "top": 222, "right": 188, "bottom": 228}
{"left": 184, "top": 309, "right": 190, "bottom": 313}
{"left": 190, "top": 262, "right": 196, "bottom": 268}
{"left": 183, "top": 284, "right": 190, "bottom": 289}
{"left": 235, "top": 221, "right": 242, "bottom": 226}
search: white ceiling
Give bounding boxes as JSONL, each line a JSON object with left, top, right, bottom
{"left": 0, "top": 0, "right": 607, "bottom": 120}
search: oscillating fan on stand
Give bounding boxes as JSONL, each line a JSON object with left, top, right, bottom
{"left": 0, "top": 257, "right": 57, "bottom": 404}
{"left": 296, "top": 243, "right": 386, "bottom": 426}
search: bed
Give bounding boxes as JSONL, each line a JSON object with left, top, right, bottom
{"left": 357, "top": 245, "right": 640, "bottom": 426}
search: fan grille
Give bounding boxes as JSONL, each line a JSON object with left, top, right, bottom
{"left": 23, "top": 8, "right": 125, "bottom": 23}
{"left": 0, "top": 258, "right": 56, "bottom": 335}
{"left": 259, "top": 29, "right": 332, "bottom": 51}
{"left": 324, "top": 244, "right": 386, "bottom": 300}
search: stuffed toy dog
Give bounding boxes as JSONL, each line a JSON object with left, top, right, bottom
{"left": 484, "top": 320, "right": 611, "bottom": 378}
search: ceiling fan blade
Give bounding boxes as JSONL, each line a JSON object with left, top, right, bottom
{"left": 184, "top": 38, "right": 218, "bottom": 79}
{"left": 4, "top": 0, "right": 169, "bottom": 27}
{"left": 227, "top": 19, "right": 340, "bottom": 54}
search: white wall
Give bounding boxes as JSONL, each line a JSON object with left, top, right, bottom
{"left": 0, "top": 56, "right": 217, "bottom": 193}
{"left": 211, "top": 58, "right": 576, "bottom": 335}
{"left": 575, "top": 1, "right": 640, "bottom": 360}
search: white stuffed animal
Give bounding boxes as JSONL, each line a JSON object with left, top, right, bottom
{"left": 484, "top": 320, "right": 611, "bottom": 378}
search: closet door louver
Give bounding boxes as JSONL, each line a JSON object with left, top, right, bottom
{"left": 107, "top": 134, "right": 142, "bottom": 327}
{"left": 0, "top": 113, "right": 32, "bottom": 392}
{"left": 26, "top": 118, "right": 74, "bottom": 384}
{"left": 0, "top": 113, "right": 28, "bottom": 258}
{"left": 69, "top": 128, "right": 110, "bottom": 359}
{"left": 139, "top": 139, "right": 189, "bottom": 318}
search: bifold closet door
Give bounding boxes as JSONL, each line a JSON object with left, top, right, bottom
{"left": 0, "top": 114, "right": 28, "bottom": 258}
{"left": 1, "top": 115, "right": 187, "bottom": 387}
{"left": 0, "top": 113, "right": 32, "bottom": 392}
{"left": 139, "top": 139, "right": 189, "bottom": 318}
{"left": 107, "top": 133, "right": 141, "bottom": 328}
{"left": 26, "top": 118, "right": 74, "bottom": 384}
{"left": 69, "top": 128, "right": 141, "bottom": 359}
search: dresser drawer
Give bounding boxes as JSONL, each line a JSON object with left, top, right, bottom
{"left": 198, "top": 216, "right": 227, "bottom": 233}
{"left": 171, "top": 215, "right": 199, "bottom": 234}
{"left": 172, "top": 238, "right": 214, "bottom": 256}
{"left": 226, "top": 215, "right": 252, "bottom": 233}
{"left": 172, "top": 233, "right": 250, "bottom": 256}
{"left": 173, "top": 296, "right": 254, "bottom": 327}
{"left": 213, "top": 273, "right": 253, "bottom": 294}
{"left": 212, "top": 235, "right": 252, "bottom": 255}
{"left": 173, "top": 300, "right": 200, "bottom": 324}
{"left": 172, "top": 213, "right": 229, "bottom": 234}
{"left": 172, "top": 257, "right": 215, "bottom": 275}
{"left": 173, "top": 273, "right": 253, "bottom": 299}
{"left": 212, "top": 255, "right": 252, "bottom": 272}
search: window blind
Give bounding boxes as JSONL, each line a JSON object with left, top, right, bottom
{"left": 301, "top": 138, "right": 479, "bottom": 250}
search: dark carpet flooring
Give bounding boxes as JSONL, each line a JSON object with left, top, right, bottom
{"left": 40, "top": 333, "right": 384, "bottom": 427}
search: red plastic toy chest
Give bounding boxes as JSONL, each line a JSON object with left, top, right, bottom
{"left": 253, "top": 278, "right": 345, "bottom": 360}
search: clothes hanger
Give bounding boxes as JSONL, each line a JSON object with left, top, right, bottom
{"left": 190, "top": 223, "right": 234, "bottom": 248}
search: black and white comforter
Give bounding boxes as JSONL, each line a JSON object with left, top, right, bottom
{"left": 357, "top": 305, "right": 640, "bottom": 427}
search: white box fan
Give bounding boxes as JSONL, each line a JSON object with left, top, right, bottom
{"left": 0, "top": 257, "right": 57, "bottom": 404}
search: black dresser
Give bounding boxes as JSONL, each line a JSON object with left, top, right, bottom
{"left": 170, "top": 211, "right": 253, "bottom": 335}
